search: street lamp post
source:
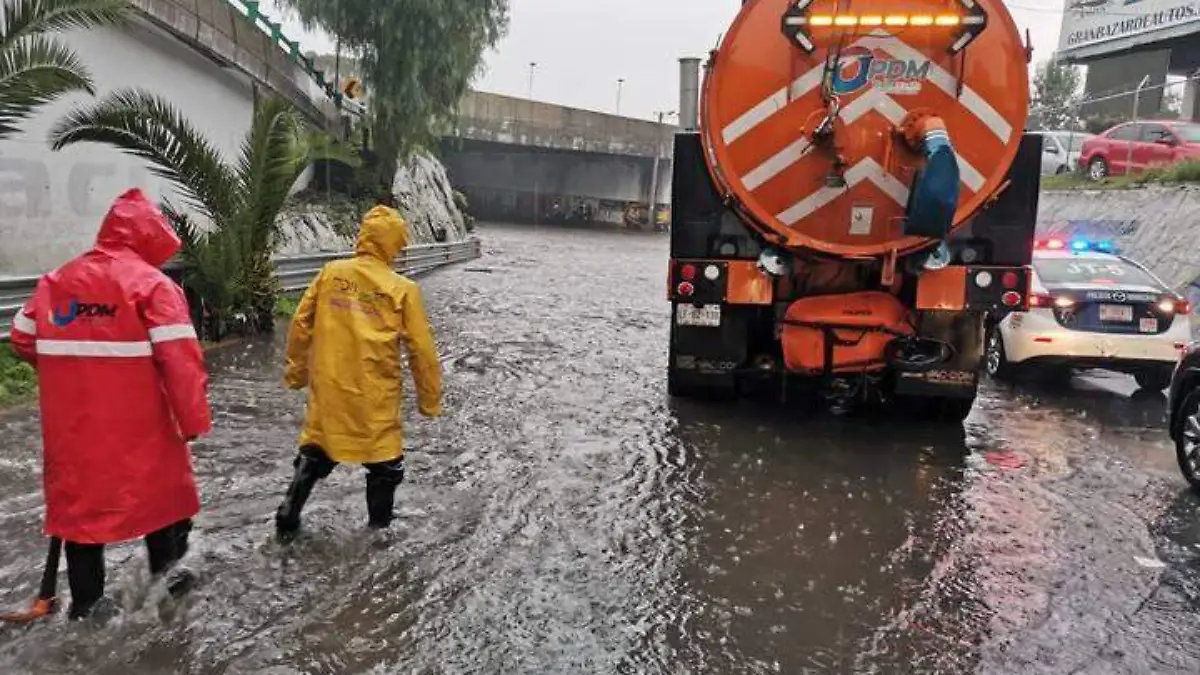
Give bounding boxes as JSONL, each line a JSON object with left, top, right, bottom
{"left": 616, "top": 78, "right": 625, "bottom": 115}
{"left": 528, "top": 62, "right": 537, "bottom": 99}
{"left": 1127, "top": 74, "right": 1150, "bottom": 174}
{"left": 647, "top": 110, "right": 677, "bottom": 229}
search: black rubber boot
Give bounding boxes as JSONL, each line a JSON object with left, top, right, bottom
{"left": 146, "top": 520, "right": 195, "bottom": 598}
{"left": 364, "top": 456, "right": 405, "bottom": 529}
{"left": 365, "top": 474, "right": 399, "bottom": 529}
{"left": 65, "top": 541, "right": 106, "bottom": 621}
{"left": 275, "top": 454, "right": 326, "bottom": 535}
{"left": 69, "top": 595, "right": 120, "bottom": 624}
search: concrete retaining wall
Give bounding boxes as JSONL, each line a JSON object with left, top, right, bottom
{"left": 0, "top": 20, "right": 257, "bottom": 275}
{"left": 453, "top": 91, "right": 675, "bottom": 159}
{"left": 1036, "top": 186, "right": 1200, "bottom": 294}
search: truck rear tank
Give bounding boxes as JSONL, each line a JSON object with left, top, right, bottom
{"left": 667, "top": 0, "right": 1042, "bottom": 418}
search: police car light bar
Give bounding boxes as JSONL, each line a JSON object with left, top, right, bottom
{"left": 1034, "top": 238, "right": 1118, "bottom": 253}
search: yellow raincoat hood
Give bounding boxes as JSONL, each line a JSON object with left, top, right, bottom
{"left": 355, "top": 206, "right": 409, "bottom": 263}
{"left": 283, "top": 205, "right": 442, "bottom": 464}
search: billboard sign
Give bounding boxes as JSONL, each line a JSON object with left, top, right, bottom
{"left": 1059, "top": 0, "right": 1200, "bottom": 58}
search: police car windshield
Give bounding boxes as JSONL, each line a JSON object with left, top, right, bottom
{"left": 1034, "top": 256, "right": 1160, "bottom": 288}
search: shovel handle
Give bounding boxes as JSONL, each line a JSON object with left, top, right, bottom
{"left": 0, "top": 537, "right": 63, "bottom": 623}
{"left": 36, "top": 537, "right": 62, "bottom": 601}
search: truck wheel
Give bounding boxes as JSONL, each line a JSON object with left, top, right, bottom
{"left": 1088, "top": 157, "right": 1108, "bottom": 181}
{"left": 985, "top": 329, "right": 1014, "bottom": 381}
{"left": 899, "top": 396, "right": 975, "bottom": 423}
{"left": 1135, "top": 368, "right": 1172, "bottom": 392}
{"left": 942, "top": 398, "right": 976, "bottom": 422}
{"left": 1175, "top": 389, "right": 1200, "bottom": 494}
{"left": 667, "top": 369, "right": 736, "bottom": 400}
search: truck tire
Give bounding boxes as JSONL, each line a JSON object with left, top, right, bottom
{"left": 667, "top": 369, "right": 737, "bottom": 400}
{"left": 899, "top": 396, "right": 975, "bottom": 423}
{"left": 1174, "top": 389, "right": 1200, "bottom": 494}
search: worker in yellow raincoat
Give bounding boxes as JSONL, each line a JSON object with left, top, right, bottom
{"left": 275, "top": 205, "right": 442, "bottom": 535}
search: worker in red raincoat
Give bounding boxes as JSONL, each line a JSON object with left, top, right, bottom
{"left": 9, "top": 188, "right": 211, "bottom": 621}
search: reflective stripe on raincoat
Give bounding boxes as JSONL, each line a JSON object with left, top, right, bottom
{"left": 284, "top": 206, "right": 442, "bottom": 464}
{"left": 10, "top": 188, "right": 210, "bottom": 545}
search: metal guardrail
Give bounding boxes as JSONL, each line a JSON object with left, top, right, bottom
{"left": 0, "top": 238, "right": 482, "bottom": 342}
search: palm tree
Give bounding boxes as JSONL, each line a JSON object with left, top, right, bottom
{"left": 0, "top": 0, "right": 128, "bottom": 139}
{"left": 49, "top": 89, "right": 360, "bottom": 339}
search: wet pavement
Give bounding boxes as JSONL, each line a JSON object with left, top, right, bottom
{"left": 1, "top": 223, "right": 1200, "bottom": 674}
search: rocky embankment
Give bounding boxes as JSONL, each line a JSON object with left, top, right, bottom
{"left": 1037, "top": 185, "right": 1200, "bottom": 293}
{"left": 277, "top": 153, "right": 470, "bottom": 256}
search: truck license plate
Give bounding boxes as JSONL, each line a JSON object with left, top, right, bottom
{"left": 1099, "top": 304, "right": 1132, "bottom": 322}
{"left": 677, "top": 304, "right": 721, "bottom": 327}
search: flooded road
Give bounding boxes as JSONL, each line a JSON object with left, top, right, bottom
{"left": 2, "top": 223, "right": 1199, "bottom": 674}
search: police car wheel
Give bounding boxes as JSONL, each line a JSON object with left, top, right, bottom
{"left": 1135, "top": 368, "right": 1172, "bottom": 392}
{"left": 1175, "top": 389, "right": 1200, "bottom": 494}
{"left": 985, "top": 329, "right": 1012, "bottom": 381}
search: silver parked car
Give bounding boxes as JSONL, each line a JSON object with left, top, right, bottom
{"left": 1031, "top": 130, "right": 1095, "bottom": 175}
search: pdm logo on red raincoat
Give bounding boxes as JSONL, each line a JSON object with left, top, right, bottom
{"left": 10, "top": 189, "right": 211, "bottom": 545}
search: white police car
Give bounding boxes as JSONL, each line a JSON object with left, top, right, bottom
{"left": 986, "top": 238, "right": 1192, "bottom": 390}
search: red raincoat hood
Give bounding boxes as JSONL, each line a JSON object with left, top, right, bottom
{"left": 95, "top": 188, "right": 181, "bottom": 267}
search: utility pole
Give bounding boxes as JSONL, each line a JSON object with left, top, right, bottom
{"left": 1128, "top": 74, "right": 1150, "bottom": 174}
{"left": 616, "top": 78, "right": 625, "bottom": 115}
{"left": 647, "top": 111, "right": 676, "bottom": 230}
{"left": 528, "top": 62, "right": 537, "bottom": 99}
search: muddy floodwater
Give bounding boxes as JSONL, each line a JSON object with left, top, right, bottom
{"left": 2, "top": 224, "right": 1200, "bottom": 674}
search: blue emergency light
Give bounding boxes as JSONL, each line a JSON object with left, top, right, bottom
{"left": 1034, "top": 238, "right": 1118, "bottom": 254}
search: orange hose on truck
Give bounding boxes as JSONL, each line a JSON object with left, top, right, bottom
{"left": 667, "top": 0, "right": 1040, "bottom": 419}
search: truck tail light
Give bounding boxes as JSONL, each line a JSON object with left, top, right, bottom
{"left": 1001, "top": 291, "right": 1021, "bottom": 307}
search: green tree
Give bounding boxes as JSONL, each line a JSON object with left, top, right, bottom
{"left": 276, "top": 0, "right": 509, "bottom": 190}
{"left": 1029, "top": 59, "right": 1083, "bottom": 130}
{"left": 0, "top": 0, "right": 128, "bottom": 138}
{"left": 50, "top": 90, "right": 359, "bottom": 339}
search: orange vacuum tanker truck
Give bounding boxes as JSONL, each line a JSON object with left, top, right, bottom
{"left": 667, "top": 0, "right": 1039, "bottom": 419}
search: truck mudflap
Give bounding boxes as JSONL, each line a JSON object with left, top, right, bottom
{"left": 894, "top": 369, "right": 980, "bottom": 399}
{"left": 893, "top": 310, "right": 987, "bottom": 399}
{"left": 669, "top": 302, "right": 750, "bottom": 396}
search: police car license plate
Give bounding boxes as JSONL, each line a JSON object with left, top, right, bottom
{"left": 1099, "top": 304, "right": 1132, "bottom": 322}
{"left": 677, "top": 304, "right": 721, "bottom": 327}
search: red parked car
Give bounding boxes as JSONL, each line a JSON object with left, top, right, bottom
{"left": 1080, "top": 119, "right": 1200, "bottom": 180}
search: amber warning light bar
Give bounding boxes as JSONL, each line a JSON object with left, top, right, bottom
{"left": 782, "top": 0, "right": 988, "bottom": 54}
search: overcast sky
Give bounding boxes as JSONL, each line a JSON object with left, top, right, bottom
{"left": 266, "top": 1, "right": 1069, "bottom": 122}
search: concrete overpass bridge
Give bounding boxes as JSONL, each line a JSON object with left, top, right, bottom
{"left": 438, "top": 91, "right": 678, "bottom": 227}
{"left": 0, "top": 0, "right": 352, "bottom": 276}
